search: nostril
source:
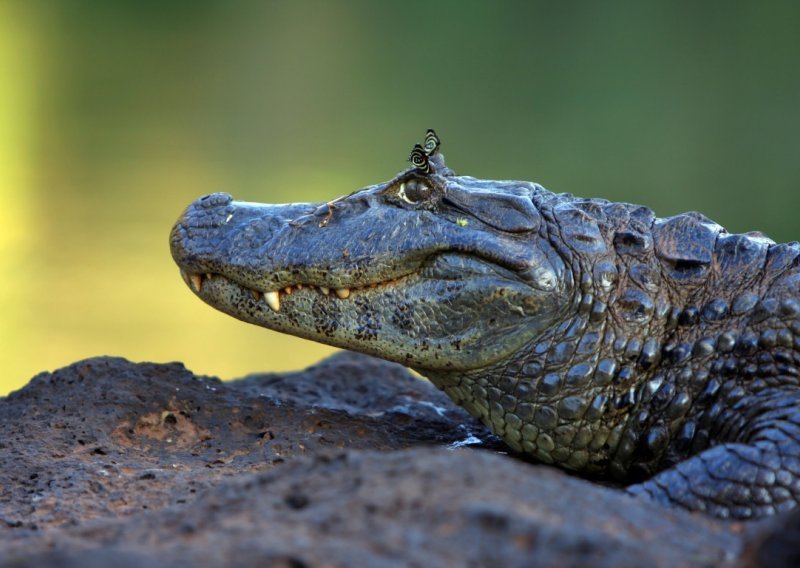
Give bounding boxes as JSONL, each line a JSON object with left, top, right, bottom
{"left": 199, "top": 192, "right": 233, "bottom": 209}
{"left": 179, "top": 194, "right": 237, "bottom": 231}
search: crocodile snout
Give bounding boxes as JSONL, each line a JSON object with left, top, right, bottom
{"left": 169, "top": 193, "right": 237, "bottom": 271}
{"left": 170, "top": 193, "right": 321, "bottom": 286}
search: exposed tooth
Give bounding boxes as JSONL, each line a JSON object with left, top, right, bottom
{"left": 296, "top": 284, "right": 304, "bottom": 290}
{"left": 320, "top": 287, "right": 330, "bottom": 296}
{"left": 189, "top": 274, "right": 203, "bottom": 293}
{"left": 284, "top": 287, "right": 293, "bottom": 295}
{"left": 264, "top": 291, "right": 280, "bottom": 312}
{"left": 205, "top": 273, "right": 213, "bottom": 280}
{"left": 335, "top": 288, "right": 351, "bottom": 299}
{"left": 250, "top": 289, "right": 261, "bottom": 301}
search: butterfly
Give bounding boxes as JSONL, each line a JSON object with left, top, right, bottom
{"left": 408, "top": 143, "right": 431, "bottom": 174}
{"left": 408, "top": 129, "right": 441, "bottom": 174}
{"left": 423, "top": 129, "right": 440, "bottom": 155}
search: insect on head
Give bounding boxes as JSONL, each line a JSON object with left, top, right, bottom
{"left": 408, "top": 144, "right": 431, "bottom": 174}
{"left": 423, "top": 129, "right": 440, "bottom": 155}
{"left": 408, "top": 129, "right": 441, "bottom": 175}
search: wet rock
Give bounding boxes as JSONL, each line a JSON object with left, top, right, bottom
{"left": 0, "top": 352, "right": 758, "bottom": 566}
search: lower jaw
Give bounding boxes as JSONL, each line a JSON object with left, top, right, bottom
{"left": 179, "top": 269, "right": 408, "bottom": 313}
{"left": 185, "top": 272, "right": 439, "bottom": 364}
{"left": 179, "top": 268, "right": 530, "bottom": 371}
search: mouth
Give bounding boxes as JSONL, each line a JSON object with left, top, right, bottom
{"left": 175, "top": 252, "right": 557, "bottom": 371}
{"left": 179, "top": 270, "right": 408, "bottom": 312}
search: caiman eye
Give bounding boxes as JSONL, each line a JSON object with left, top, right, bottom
{"left": 398, "top": 179, "right": 433, "bottom": 204}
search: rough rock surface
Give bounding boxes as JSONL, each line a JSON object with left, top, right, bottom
{"left": 0, "top": 352, "right": 787, "bottom": 566}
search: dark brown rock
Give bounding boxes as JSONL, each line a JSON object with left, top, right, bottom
{"left": 0, "top": 353, "right": 496, "bottom": 533}
{"left": 0, "top": 352, "right": 761, "bottom": 566}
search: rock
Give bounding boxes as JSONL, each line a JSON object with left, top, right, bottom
{"left": 740, "top": 509, "right": 800, "bottom": 567}
{"left": 0, "top": 352, "right": 757, "bottom": 566}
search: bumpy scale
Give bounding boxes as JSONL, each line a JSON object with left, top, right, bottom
{"left": 171, "top": 130, "right": 800, "bottom": 519}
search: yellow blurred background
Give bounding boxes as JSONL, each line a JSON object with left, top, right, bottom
{"left": 1, "top": 2, "right": 799, "bottom": 395}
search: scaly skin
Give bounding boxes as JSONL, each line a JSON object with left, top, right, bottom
{"left": 170, "top": 131, "right": 800, "bottom": 519}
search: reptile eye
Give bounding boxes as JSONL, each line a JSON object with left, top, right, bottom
{"left": 398, "top": 180, "right": 433, "bottom": 204}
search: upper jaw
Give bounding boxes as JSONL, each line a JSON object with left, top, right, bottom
{"left": 171, "top": 190, "right": 433, "bottom": 299}
{"left": 170, "top": 184, "right": 546, "bottom": 312}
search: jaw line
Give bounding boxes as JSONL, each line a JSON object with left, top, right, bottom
{"left": 180, "top": 263, "right": 544, "bottom": 372}
{"left": 178, "top": 249, "right": 528, "bottom": 313}
{"left": 180, "top": 267, "right": 419, "bottom": 315}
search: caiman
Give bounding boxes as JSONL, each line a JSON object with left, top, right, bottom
{"left": 170, "top": 130, "right": 800, "bottom": 519}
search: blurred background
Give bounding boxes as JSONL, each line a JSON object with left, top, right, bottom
{"left": 1, "top": 1, "right": 798, "bottom": 394}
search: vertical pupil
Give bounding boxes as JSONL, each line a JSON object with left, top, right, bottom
{"left": 406, "top": 180, "right": 429, "bottom": 202}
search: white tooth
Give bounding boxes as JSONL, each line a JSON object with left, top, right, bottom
{"left": 284, "top": 287, "right": 293, "bottom": 295}
{"left": 296, "top": 283, "right": 304, "bottom": 290}
{"left": 335, "top": 288, "right": 351, "bottom": 299}
{"left": 320, "top": 287, "right": 330, "bottom": 296}
{"left": 264, "top": 291, "right": 280, "bottom": 312}
{"left": 189, "top": 274, "right": 203, "bottom": 293}
{"left": 205, "top": 273, "right": 213, "bottom": 280}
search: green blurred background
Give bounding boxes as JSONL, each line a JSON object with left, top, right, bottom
{"left": 1, "top": 1, "right": 798, "bottom": 395}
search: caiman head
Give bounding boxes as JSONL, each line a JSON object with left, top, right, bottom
{"left": 170, "top": 130, "right": 575, "bottom": 373}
